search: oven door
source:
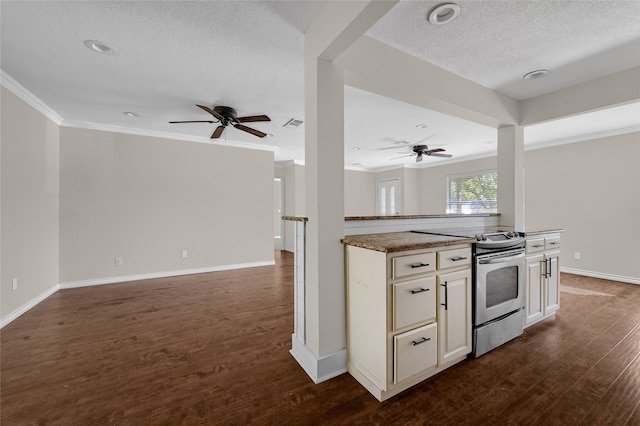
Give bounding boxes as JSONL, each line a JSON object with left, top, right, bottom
{"left": 475, "top": 250, "right": 525, "bottom": 326}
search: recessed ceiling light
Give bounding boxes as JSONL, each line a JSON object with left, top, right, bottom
{"left": 123, "top": 112, "right": 137, "bottom": 117}
{"left": 352, "top": 162, "right": 364, "bottom": 166}
{"left": 352, "top": 147, "right": 361, "bottom": 150}
{"left": 416, "top": 123, "right": 429, "bottom": 128}
{"left": 427, "top": 3, "right": 461, "bottom": 25}
{"left": 523, "top": 69, "right": 550, "bottom": 80}
{"left": 84, "top": 40, "right": 117, "bottom": 55}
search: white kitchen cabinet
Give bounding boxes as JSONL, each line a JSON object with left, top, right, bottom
{"left": 437, "top": 268, "right": 472, "bottom": 365}
{"left": 525, "top": 233, "right": 561, "bottom": 327}
{"left": 345, "top": 243, "right": 471, "bottom": 401}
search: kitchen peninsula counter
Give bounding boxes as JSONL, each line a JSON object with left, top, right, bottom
{"left": 341, "top": 232, "right": 473, "bottom": 253}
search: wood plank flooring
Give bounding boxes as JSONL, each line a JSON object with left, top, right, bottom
{"left": 2, "top": 252, "right": 639, "bottom": 425}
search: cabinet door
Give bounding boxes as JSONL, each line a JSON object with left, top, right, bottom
{"left": 437, "top": 269, "right": 472, "bottom": 365}
{"left": 526, "top": 254, "right": 544, "bottom": 326}
{"left": 545, "top": 252, "right": 560, "bottom": 315}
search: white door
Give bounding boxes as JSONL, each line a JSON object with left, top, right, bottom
{"left": 376, "top": 179, "right": 400, "bottom": 216}
{"left": 274, "top": 177, "right": 284, "bottom": 250}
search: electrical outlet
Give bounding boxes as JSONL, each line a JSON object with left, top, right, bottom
{"left": 12, "top": 278, "right": 18, "bottom": 291}
{"left": 115, "top": 256, "right": 123, "bottom": 266}
{"left": 574, "top": 252, "right": 581, "bottom": 260}
{"left": 181, "top": 250, "right": 188, "bottom": 258}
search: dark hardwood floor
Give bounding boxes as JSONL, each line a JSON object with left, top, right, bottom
{"left": 2, "top": 251, "right": 639, "bottom": 425}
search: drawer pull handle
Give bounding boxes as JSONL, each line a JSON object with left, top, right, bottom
{"left": 412, "top": 337, "right": 431, "bottom": 346}
{"left": 410, "top": 262, "right": 430, "bottom": 269}
{"left": 532, "top": 244, "right": 544, "bottom": 248}
{"left": 450, "top": 256, "right": 467, "bottom": 262}
{"left": 549, "top": 242, "right": 559, "bottom": 245}
{"left": 410, "top": 288, "right": 430, "bottom": 294}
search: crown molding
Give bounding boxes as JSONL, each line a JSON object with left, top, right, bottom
{"left": 59, "top": 119, "right": 277, "bottom": 152}
{"left": 1, "top": 69, "right": 63, "bottom": 125}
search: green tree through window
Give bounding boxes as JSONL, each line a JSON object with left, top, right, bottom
{"left": 447, "top": 171, "right": 497, "bottom": 213}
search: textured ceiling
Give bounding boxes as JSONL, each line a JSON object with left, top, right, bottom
{"left": 1, "top": 1, "right": 639, "bottom": 170}
{"left": 367, "top": 0, "right": 640, "bottom": 100}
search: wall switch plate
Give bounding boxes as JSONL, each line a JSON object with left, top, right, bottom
{"left": 574, "top": 252, "right": 581, "bottom": 260}
{"left": 115, "top": 257, "right": 123, "bottom": 266}
{"left": 181, "top": 250, "right": 188, "bottom": 258}
{"left": 12, "top": 278, "right": 18, "bottom": 291}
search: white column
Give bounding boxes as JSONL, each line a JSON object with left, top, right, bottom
{"left": 291, "top": 0, "right": 397, "bottom": 383}
{"left": 497, "top": 125, "right": 525, "bottom": 230}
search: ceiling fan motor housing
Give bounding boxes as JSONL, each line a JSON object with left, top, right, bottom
{"left": 214, "top": 106, "right": 237, "bottom": 126}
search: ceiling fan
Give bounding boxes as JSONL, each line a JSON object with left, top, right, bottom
{"left": 392, "top": 144, "right": 453, "bottom": 162}
{"left": 169, "top": 105, "right": 271, "bottom": 139}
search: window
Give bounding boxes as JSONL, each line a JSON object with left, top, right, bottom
{"left": 447, "top": 170, "right": 497, "bottom": 214}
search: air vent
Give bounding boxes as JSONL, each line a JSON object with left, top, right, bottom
{"left": 283, "top": 118, "right": 304, "bottom": 128}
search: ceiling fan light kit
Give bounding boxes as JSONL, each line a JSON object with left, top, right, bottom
{"left": 391, "top": 144, "right": 453, "bottom": 163}
{"left": 169, "top": 104, "right": 271, "bottom": 139}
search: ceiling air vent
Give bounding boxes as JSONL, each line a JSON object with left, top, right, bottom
{"left": 283, "top": 118, "right": 304, "bottom": 128}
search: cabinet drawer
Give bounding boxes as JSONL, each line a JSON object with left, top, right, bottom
{"left": 393, "top": 277, "right": 436, "bottom": 331}
{"left": 394, "top": 323, "right": 437, "bottom": 384}
{"left": 392, "top": 252, "right": 436, "bottom": 279}
{"left": 545, "top": 236, "right": 560, "bottom": 250}
{"left": 526, "top": 238, "right": 545, "bottom": 253}
{"left": 437, "top": 247, "right": 471, "bottom": 270}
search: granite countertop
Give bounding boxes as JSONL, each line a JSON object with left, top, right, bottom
{"left": 345, "top": 214, "right": 500, "bottom": 221}
{"left": 484, "top": 226, "right": 564, "bottom": 236}
{"left": 342, "top": 232, "right": 474, "bottom": 253}
{"left": 282, "top": 216, "right": 308, "bottom": 222}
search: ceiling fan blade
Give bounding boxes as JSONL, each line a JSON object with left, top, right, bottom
{"left": 236, "top": 115, "right": 271, "bottom": 123}
{"left": 426, "top": 148, "right": 446, "bottom": 154}
{"left": 390, "top": 154, "right": 414, "bottom": 160}
{"left": 429, "top": 153, "right": 453, "bottom": 158}
{"left": 211, "top": 126, "right": 225, "bottom": 139}
{"left": 169, "top": 120, "right": 215, "bottom": 124}
{"left": 234, "top": 124, "right": 267, "bottom": 138}
{"left": 377, "top": 146, "right": 407, "bottom": 151}
{"left": 197, "top": 104, "right": 224, "bottom": 121}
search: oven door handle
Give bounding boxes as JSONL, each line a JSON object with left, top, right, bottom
{"left": 478, "top": 252, "right": 525, "bottom": 264}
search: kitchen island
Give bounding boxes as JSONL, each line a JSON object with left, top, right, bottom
{"left": 343, "top": 231, "right": 474, "bottom": 401}
{"left": 341, "top": 226, "right": 562, "bottom": 401}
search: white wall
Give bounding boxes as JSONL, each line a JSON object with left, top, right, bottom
{"left": 344, "top": 169, "right": 375, "bottom": 216}
{"left": 1, "top": 86, "right": 59, "bottom": 322}
{"left": 525, "top": 132, "right": 640, "bottom": 281}
{"left": 59, "top": 127, "right": 274, "bottom": 284}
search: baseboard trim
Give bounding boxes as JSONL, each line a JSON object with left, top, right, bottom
{"left": 561, "top": 267, "right": 640, "bottom": 285}
{"left": 1, "top": 284, "right": 60, "bottom": 329}
{"left": 290, "top": 335, "right": 347, "bottom": 383}
{"left": 59, "top": 260, "right": 276, "bottom": 289}
{"left": 2, "top": 260, "right": 276, "bottom": 327}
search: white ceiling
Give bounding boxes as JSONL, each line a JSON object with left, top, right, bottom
{"left": 2, "top": 1, "right": 639, "bottom": 170}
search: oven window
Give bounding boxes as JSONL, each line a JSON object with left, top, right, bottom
{"left": 486, "top": 266, "right": 519, "bottom": 308}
